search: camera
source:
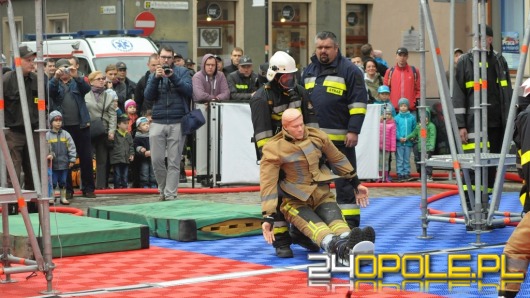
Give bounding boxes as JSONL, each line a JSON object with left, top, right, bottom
{"left": 162, "top": 65, "right": 172, "bottom": 75}
{"left": 63, "top": 67, "right": 70, "bottom": 75}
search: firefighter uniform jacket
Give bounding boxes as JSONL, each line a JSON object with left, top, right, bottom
{"left": 227, "top": 71, "right": 259, "bottom": 101}
{"left": 453, "top": 49, "right": 512, "bottom": 151}
{"left": 302, "top": 51, "right": 367, "bottom": 144}
{"left": 514, "top": 105, "right": 530, "bottom": 213}
{"left": 260, "top": 126, "right": 360, "bottom": 217}
{"left": 250, "top": 83, "right": 318, "bottom": 152}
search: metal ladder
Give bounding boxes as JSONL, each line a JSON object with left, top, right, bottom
{"left": 0, "top": 0, "right": 57, "bottom": 294}
{"left": 417, "top": 0, "right": 523, "bottom": 245}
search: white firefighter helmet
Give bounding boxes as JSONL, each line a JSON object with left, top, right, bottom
{"left": 266, "top": 51, "right": 298, "bottom": 82}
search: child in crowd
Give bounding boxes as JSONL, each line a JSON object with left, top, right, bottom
{"left": 124, "top": 99, "right": 138, "bottom": 135}
{"left": 114, "top": 100, "right": 123, "bottom": 119}
{"left": 378, "top": 110, "right": 396, "bottom": 182}
{"left": 373, "top": 85, "right": 396, "bottom": 118}
{"left": 394, "top": 98, "right": 416, "bottom": 182}
{"left": 46, "top": 111, "right": 77, "bottom": 205}
{"left": 110, "top": 115, "right": 134, "bottom": 189}
{"left": 407, "top": 108, "right": 437, "bottom": 182}
{"left": 134, "top": 117, "right": 156, "bottom": 188}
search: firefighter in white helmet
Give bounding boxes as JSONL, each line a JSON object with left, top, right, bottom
{"left": 250, "top": 51, "right": 320, "bottom": 257}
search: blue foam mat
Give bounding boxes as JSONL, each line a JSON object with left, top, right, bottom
{"left": 150, "top": 192, "right": 528, "bottom": 297}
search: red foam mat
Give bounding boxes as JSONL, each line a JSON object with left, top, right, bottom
{"left": 2, "top": 246, "right": 443, "bottom": 298}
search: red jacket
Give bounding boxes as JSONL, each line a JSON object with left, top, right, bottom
{"left": 383, "top": 64, "right": 421, "bottom": 111}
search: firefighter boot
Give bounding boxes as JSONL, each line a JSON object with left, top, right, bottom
{"left": 60, "top": 188, "right": 70, "bottom": 205}
{"left": 328, "top": 227, "right": 363, "bottom": 264}
{"left": 361, "top": 226, "right": 376, "bottom": 243}
{"left": 273, "top": 230, "right": 293, "bottom": 258}
{"left": 290, "top": 225, "right": 321, "bottom": 252}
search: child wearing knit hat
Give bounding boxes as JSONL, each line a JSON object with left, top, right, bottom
{"left": 46, "top": 111, "right": 77, "bottom": 205}
{"left": 124, "top": 99, "right": 138, "bottom": 134}
{"left": 133, "top": 117, "right": 157, "bottom": 188}
{"left": 394, "top": 98, "right": 416, "bottom": 182}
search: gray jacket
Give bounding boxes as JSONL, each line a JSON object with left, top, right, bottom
{"left": 46, "top": 129, "right": 77, "bottom": 170}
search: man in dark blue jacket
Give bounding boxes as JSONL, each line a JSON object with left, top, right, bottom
{"left": 49, "top": 58, "right": 94, "bottom": 199}
{"left": 302, "top": 31, "right": 368, "bottom": 229}
{"left": 144, "top": 45, "right": 193, "bottom": 201}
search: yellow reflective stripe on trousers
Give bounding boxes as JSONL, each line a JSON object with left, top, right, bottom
{"left": 520, "top": 192, "right": 526, "bottom": 207}
{"left": 462, "top": 142, "right": 489, "bottom": 151}
{"left": 341, "top": 208, "right": 360, "bottom": 216}
{"left": 274, "top": 226, "right": 288, "bottom": 234}
{"left": 462, "top": 184, "right": 493, "bottom": 193}
{"left": 521, "top": 150, "right": 530, "bottom": 167}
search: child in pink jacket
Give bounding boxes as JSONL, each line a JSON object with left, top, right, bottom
{"left": 379, "top": 110, "right": 396, "bottom": 182}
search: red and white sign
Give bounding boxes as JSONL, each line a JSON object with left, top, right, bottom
{"left": 134, "top": 11, "right": 156, "bottom": 36}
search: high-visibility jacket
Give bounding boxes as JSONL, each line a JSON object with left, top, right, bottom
{"left": 260, "top": 126, "right": 360, "bottom": 217}
{"left": 227, "top": 71, "right": 259, "bottom": 101}
{"left": 302, "top": 51, "right": 367, "bottom": 145}
{"left": 514, "top": 104, "right": 530, "bottom": 213}
{"left": 250, "top": 83, "right": 318, "bottom": 153}
{"left": 452, "top": 49, "right": 513, "bottom": 152}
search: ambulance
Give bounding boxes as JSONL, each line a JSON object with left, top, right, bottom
{"left": 21, "top": 29, "right": 158, "bottom": 82}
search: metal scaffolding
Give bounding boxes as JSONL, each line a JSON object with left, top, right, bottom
{"left": 418, "top": 0, "right": 522, "bottom": 245}
{"left": 0, "top": 0, "right": 57, "bottom": 294}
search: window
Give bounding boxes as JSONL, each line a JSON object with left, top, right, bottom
{"left": 47, "top": 13, "right": 69, "bottom": 33}
{"left": 2, "top": 17, "right": 23, "bottom": 64}
{"left": 345, "top": 4, "right": 368, "bottom": 58}
{"left": 197, "top": 1, "right": 236, "bottom": 63}
{"left": 271, "top": 3, "right": 309, "bottom": 68}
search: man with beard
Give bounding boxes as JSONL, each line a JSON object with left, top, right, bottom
{"left": 302, "top": 31, "right": 368, "bottom": 230}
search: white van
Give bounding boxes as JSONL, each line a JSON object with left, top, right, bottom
{"left": 21, "top": 30, "right": 158, "bottom": 82}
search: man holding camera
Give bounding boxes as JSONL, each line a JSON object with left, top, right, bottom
{"left": 144, "top": 45, "right": 193, "bottom": 201}
{"left": 48, "top": 58, "right": 95, "bottom": 199}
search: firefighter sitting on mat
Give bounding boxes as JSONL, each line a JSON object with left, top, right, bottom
{"left": 250, "top": 51, "right": 321, "bottom": 258}
{"left": 260, "top": 108, "right": 375, "bottom": 263}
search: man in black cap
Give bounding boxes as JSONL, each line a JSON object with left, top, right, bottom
{"left": 227, "top": 55, "right": 259, "bottom": 100}
{"left": 174, "top": 53, "right": 185, "bottom": 67}
{"left": 48, "top": 58, "right": 96, "bottom": 199}
{"left": 185, "top": 58, "right": 196, "bottom": 76}
{"left": 3, "top": 45, "right": 42, "bottom": 205}
{"left": 383, "top": 47, "right": 421, "bottom": 113}
{"left": 453, "top": 24, "right": 513, "bottom": 220}
{"left": 115, "top": 61, "right": 136, "bottom": 106}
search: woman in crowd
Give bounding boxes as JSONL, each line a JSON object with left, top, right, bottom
{"left": 85, "top": 71, "right": 117, "bottom": 189}
{"left": 364, "top": 58, "right": 383, "bottom": 103}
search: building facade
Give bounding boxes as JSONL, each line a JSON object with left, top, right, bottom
{"left": 0, "top": 0, "right": 525, "bottom": 97}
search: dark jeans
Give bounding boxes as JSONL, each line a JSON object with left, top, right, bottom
{"left": 64, "top": 125, "right": 95, "bottom": 195}
{"left": 52, "top": 169, "right": 68, "bottom": 189}
{"left": 113, "top": 163, "right": 129, "bottom": 188}
{"left": 139, "top": 160, "right": 156, "bottom": 188}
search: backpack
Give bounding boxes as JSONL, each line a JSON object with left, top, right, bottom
{"left": 387, "top": 66, "right": 418, "bottom": 88}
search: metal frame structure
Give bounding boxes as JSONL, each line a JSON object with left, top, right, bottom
{"left": 418, "top": 0, "right": 522, "bottom": 245}
{"left": 0, "top": 0, "right": 57, "bottom": 294}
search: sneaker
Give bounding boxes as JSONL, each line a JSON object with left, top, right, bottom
{"left": 290, "top": 227, "right": 320, "bottom": 252}
{"left": 159, "top": 194, "right": 166, "bottom": 201}
{"left": 361, "top": 226, "right": 376, "bottom": 243}
{"left": 396, "top": 175, "right": 404, "bottom": 182}
{"left": 83, "top": 192, "right": 96, "bottom": 198}
{"left": 426, "top": 176, "right": 433, "bottom": 182}
{"left": 65, "top": 191, "right": 73, "bottom": 200}
{"left": 275, "top": 245, "right": 294, "bottom": 258}
{"left": 329, "top": 227, "right": 363, "bottom": 264}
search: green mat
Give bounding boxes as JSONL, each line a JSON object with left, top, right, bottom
{"left": 0, "top": 213, "right": 149, "bottom": 258}
{"left": 87, "top": 199, "right": 262, "bottom": 241}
